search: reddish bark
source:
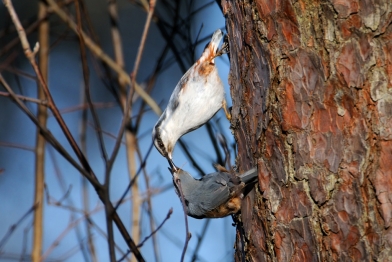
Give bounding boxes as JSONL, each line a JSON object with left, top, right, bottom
{"left": 222, "top": 0, "right": 392, "bottom": 261}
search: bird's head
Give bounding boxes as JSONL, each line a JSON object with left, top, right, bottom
{"left": 152, "top": 126, "right": 166, "bottom": 155}
{"left": 169, "top": 168, "right": 197, "bottom": 195}
{"left": 152, "top": 125, "right": 178, "bottom": 171}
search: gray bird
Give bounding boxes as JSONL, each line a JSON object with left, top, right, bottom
{"left": 169, "top": 166, "right": 258, "bottom": 219}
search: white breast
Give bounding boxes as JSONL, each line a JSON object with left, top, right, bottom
{"left": 162, "top": 65, "right": 224, "bottom": 145}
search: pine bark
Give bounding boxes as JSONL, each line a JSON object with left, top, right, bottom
{"left": 222, "top": 0, "right": 392, "bottom": 261}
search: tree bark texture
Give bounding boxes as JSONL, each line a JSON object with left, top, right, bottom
{"left": 222, "top": 0, "right": 392, "bottom": 261}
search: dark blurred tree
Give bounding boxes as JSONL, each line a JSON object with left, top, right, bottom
{"left": 222, "top": 0, "right": 392, "bottom": 261}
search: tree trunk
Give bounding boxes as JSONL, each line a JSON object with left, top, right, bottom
{"left": 222, "top": 0, "right": 392, "bottom": 261}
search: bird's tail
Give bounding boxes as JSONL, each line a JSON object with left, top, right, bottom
{"left": 239, "top": 167, "right": 258, "bottom": 184}
{"left": 199, "top": 29, "right": 223, "bottom": 64}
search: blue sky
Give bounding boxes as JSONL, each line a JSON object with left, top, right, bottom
{"left": 0, "top": 1, "right": 235, "bottom": 261}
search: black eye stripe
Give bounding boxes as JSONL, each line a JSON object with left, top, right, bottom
{"left": 155, "top": 132, "right": 166, "bottom": 152}
{"left": 157, "top": 138, "right": 163, "bottom": 147}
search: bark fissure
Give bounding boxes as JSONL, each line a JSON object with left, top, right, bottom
{"left": 223, "top": 0, "right": 392, "bottom": 260}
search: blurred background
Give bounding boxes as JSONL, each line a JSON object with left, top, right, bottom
{"left": 0, "top": 0, "right": 236, "bottom": 261}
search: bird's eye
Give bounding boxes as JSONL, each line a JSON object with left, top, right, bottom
{"left": 157, "top": 138, "right": 164, "bottom": 148}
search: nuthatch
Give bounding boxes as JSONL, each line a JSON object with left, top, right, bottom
{"left": 169, "top": 166, "right": 258, "bottom": 219}
{"left": 152, "top": 29, "right": 231, "bottom": 170}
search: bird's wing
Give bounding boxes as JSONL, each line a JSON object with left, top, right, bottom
{"left": 167, "top": 29, "right": 223, "bottom": 112}
{"left": 167, "top": 66, "right": 193, "bottom": 115}
{"left": 166, "top": 65, "right": 194, "bottom": 114}
{"left": 189, "top": 173, "right": 230, "bottom": 214}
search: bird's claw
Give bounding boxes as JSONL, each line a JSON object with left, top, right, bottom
{"left": 216, "top": 35, "right": 229, "bottom": 57}
{"left": 222, "top": 99, "right": 232, "bottom": 121}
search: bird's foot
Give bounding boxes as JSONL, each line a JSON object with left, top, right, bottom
{"left": 222, "top": 99, "right": 232, "bottom": 121}
{"left": 216, "top": 35, "right": 229, "bottom": 57}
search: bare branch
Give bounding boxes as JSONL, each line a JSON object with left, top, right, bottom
{"left": 1, "top": 2, "right": 146, "bottom": 258}
{"left": 0, "top": 91, "right": 47, "bottom": 105}
{"left": 131, "top": 0, "right": 156, "bottom": 81}
{"left": 191, "top": 220, "right": 210, "bottom": 262}
{"left": 32, "top": 2, "right": 49, "bottom": 260}
{"left": 0, "top": 204, "right": 37, "bottom": 250}
{"left": 118, "top": 208, "right": 173, "bottom": 262}
{"left": 44, "top": 0, "right": 162, "bottom": 115}
{"left": 137, "top": 208, "right": 172, "bottom": 248}
{"left": 40, "top": 205, "right": 101, "bottom": 261}
{"left": 0, "top": 74, "right": 90, "bottom": 181}
{"left": 75, "top": 0, "right": 108, "bottom": 164}
{"left": 3, "top": 0, "right": 100, "bottom": 189}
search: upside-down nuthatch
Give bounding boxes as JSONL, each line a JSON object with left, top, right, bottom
{"left": 152, "top": 29, "right": 231, "bottom": 170}
{"left": 169, "top": 166, "right": 258, "bottom": 219}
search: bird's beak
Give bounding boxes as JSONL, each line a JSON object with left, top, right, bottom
{"left": 167, "top": 157, "right": 178, "bottom": 172}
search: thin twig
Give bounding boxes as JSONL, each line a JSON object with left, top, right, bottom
{"left": 206, "top": 123, "right": 224, "bottom": 166}
{"left": 107, "top": 0, "right": 141, "bottom": 254}
{"left": 0, "top": 15, "right": 44, "bottom": 57}
{"left": 103, "top": 190, "right": 116, "bottom": 262}
{"left": 178, "top": 140, "right": 206, "bottom": 176}
{"left": 40, "top": 205, "right": 101, "bottom": 261}
{"left": 154, "top": 1, "right": 188, "bottom": 73}
{"left": 76, "top": 0, "right": 108, "bottom": 164}
{"left": 56, "top": 241, "right": 86, "bottom": 262}
{"left": 2, "top": 56, "right": 144, "bottom": 262}
{"left": 136, "top": 144, "right": 160, "bottom": 262}
{"left": 114, "top": 143, "right": 154, "bottom": 211}
{"left": 20, "top": 221, "right": 32, "bottom": 262}
{"left": 175, "top": 179, "right": 192, "bottom": 262}
{"left": 44, "top": 0, "right": 161, "bottom": 115}
{"left": 0, "top": 74, "right": 90, "bottom": 181}
{"left": 3, "top": 0, "right": 100, "bottom": 188}
{"left": 77, "top": 5, "right": 98, "bottom": 259}
{"left": 117, "top": 208, "right": 173, "bottom": 262}
{"left": 85, "top": 217, "right": 127, "bottom": 257}
{"left": 74, "top": 2, "right": 103, "bottom": 259}
{"left": 0, "top": 141, "right": 35, "bottom": 152}
{"left": 134, "top": 45, "right": 169, "bottom": 129}
{"left": 131, "top": 0, "right": 156, "bottom": 81}
{"left": 47, "top": 146, "right": 90, "bottom": 262}
{"left": 137, "top": 208, "right": 172, "bottom": 248}
{"left": 0, "top": 51, "right": 35, "bottom": 79}
{"left": 191, "top": 220, "right": 210, "bottom": 262}
{"left": 2, "top": 2, "right": 145, "bottom": 259}
{"left": 217, "top": 132, "right": 232, "bottom": 171}
{"left": 0, "top": 0, "right": 76, "bottom": 57}
{"left": 96, "top": 23, "right": 139, "bottom": 260}
{"left": 0, "top": 204, "right": 37, "bottom": 249}
{"left": 58, "top": 102, "right": 116, "bottom": 114}
{"left": 0, "top": 91, "right": 47, "bottom": 105}
{"left": 126, "top": 3, "right": 158, "bottom": 249}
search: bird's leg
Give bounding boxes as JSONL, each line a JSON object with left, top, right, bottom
{"left": 167, "top": 157, "right": 178, "bottom": 172}
{"left": 222, "top": 99, "right": 232, "bottom": 121}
